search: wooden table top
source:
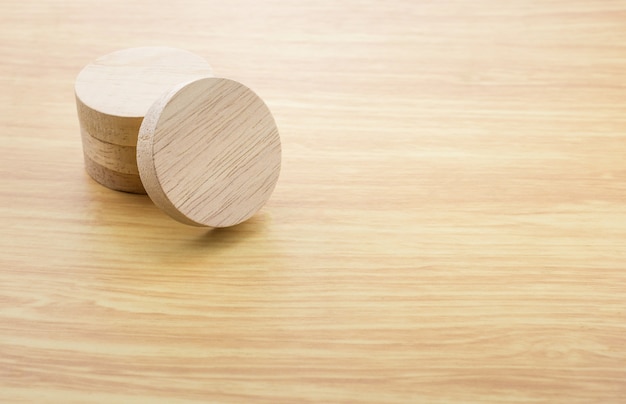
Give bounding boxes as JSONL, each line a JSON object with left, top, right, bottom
{"left": 1, "top": 1, "right": 625, "bottom": 402}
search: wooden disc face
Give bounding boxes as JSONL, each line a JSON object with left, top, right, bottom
{"left": 75, "top": 47, "right": 214, "bottom": 119}
{"left": 137, "top": 78, "right": 281, "bottom": 228}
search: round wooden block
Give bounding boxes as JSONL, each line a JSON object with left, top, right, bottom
{"left": 75, "top": 47, "right": 214, "bottom": 146}
{"left": 137, "top": 78, "right": 281, "bottom": 228}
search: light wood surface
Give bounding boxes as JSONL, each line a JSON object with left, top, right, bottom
{"left": 137, "top": 77, "right": 281, "bottom": 228}
{"left": 1, "top": 0, "right": 625, "bottom": 403}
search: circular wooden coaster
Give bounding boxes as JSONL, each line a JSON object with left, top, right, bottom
{"left": 75, "top": 46, "right": 214, "bottom": 146}
{"left": 137, "top": 78, "right": 281, "bottom": 227}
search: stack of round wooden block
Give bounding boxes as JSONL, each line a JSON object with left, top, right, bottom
{"left": 75, "top": 47, "right": 215, "bottom": 194}
{"left": 75, "top": 47, "right": 281, "bottom": 227}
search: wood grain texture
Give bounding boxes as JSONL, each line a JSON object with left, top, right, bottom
{"left": 1, "top": 0, "right": 626, "bottom": 403}
{"left": 137, "top": 78, "right": 281, "bottom": 228}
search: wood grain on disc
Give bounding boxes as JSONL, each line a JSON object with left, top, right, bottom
{"left": 137, "top": 78, "right": 281, "bottom": 228}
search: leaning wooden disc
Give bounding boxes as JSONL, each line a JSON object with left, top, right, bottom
{"left": 137, "top": 78, "right": 281, "bottom": 227}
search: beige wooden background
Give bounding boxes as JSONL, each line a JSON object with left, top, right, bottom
{"left": 1, "top": 1, "right": 625, "bottom": 402}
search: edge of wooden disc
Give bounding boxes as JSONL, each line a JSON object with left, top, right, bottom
{"left": 76, "top": 96, "right": 143, "bottom": 147}
{"left": 81, "top": 128, "right": 139, "bottom": 175}
{"left": 84, "top": 153, "right": 146, "bottom": 194}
